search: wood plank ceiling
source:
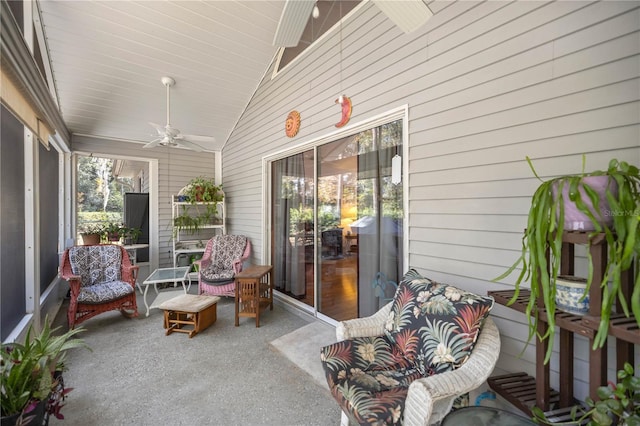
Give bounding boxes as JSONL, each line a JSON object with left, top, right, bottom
{"left": 37, "top": 0, "right": 287, "bottom": 151}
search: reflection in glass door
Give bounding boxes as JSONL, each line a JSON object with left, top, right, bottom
{"left": 271, "top": 150, "right": 315, "bottom": 308}
{"left": 317, "top": 121, "right": 403, "bottom": 320}
{"left": 270, "top": 119, "right": 403, "bottom": 321}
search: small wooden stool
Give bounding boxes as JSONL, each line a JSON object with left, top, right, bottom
{"left": 159, "top": 294, "right": 220, "bottom": 338}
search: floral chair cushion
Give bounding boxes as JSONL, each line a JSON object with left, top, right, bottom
{"left": 385, "top": 269, "right": 494, "bottom": 375}
{"left": 320, "top": 333, "right": 423, "bottom": 425}
{"left": 68, "top": 245, "right": 122, "bottom": 286}
{"left": 201, "top": 235, "right": 247, "bottom": 283}
{"left": 77, "top": 280, "right": 135, "bottom": 304}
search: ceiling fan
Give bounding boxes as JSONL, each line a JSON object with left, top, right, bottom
{"left": 143, "top": 76, "right": 215, "bottom": 152}
{"left": 272, "top": 0, "right": 433, "bottom": 47}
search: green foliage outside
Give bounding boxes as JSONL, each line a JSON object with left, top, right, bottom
{"left": 76, "top": 156, "right": 133, "bottom": 240}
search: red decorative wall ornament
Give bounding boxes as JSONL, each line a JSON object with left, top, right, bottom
{"left": 285, "top": 110, "right": 301, "bottom": 138}
{"left": 335, "top": 95, "right": 352, "bottom": 128}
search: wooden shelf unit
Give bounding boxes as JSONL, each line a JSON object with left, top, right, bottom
{"left": 488, "top": 231, "right": 637, "bottom": 416}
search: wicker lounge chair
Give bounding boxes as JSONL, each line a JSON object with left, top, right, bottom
{"left": 321, "top": 269, "right": 501, "bottom": 426}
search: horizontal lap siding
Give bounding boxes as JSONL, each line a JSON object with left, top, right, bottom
{"left": 223, "top": 0, "right": 640, "bottom": 399}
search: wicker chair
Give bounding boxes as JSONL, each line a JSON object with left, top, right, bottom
{"left": 321, "top": 270, "right": 501, "bottom": 426}
{"left": 60, "top": 244, "right": 139, "bottom": 328}
{"left": 335, "top": 305, "right": 500, "bottom": 425}
{"left": 196, "top": 235, "right": 251, "bottom": 297}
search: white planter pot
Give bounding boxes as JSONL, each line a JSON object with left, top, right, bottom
{"left": 555, "top": 275, "right": 589, "bottom": 315}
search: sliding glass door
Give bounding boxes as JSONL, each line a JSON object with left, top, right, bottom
{"left": 270, "top": 119, "right": 403, "bottom": 321}
{"left": 271, "top": 150, "right": 315, "bottom": 306}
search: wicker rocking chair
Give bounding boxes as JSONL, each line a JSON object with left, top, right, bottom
{"left": 60, "top": 244, "right": 139, "bottom": 328}
{"left": 196, "top": 235, "right": 251, "bottom": 297}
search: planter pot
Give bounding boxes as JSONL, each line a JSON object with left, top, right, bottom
{"left": 555, "top": 275, "right": 589, "bottom": 315}
{"left": 81, "top": 233, "right": 101, "bottom": 245}
{"left": 553, "top": 176, "right": 618, "bottom": 231}
{"left": 1, "top": 398, "right": 48, "bottom": 426}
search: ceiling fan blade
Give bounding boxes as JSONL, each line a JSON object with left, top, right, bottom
{"left": 143, "top": 138, "right": 163, "bottom": 149}
{"left": 273, "top": 0, "right": 315, "bottom": 47}
{"left": 175, "top": 138, "right": 204, "bottom": 152}
{"left": 372, "top": 0, "right": 433, "bottom": 33}
{"left": 179, "top": 134, "right": 216, "bottom": 144}
{"left": 149, "top": 122, "right": 165, "bottom": 136}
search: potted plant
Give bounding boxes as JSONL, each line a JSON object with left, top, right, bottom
{"left": 78, "top": 223, "right": 105, "bottom": 245}
{"left": 120, "top": 226, "right": 142, "bottom": 245}
{"left": 495, "top": 157, "right": 640, "bottom": 364}
{"left": 180, "top": 176, "right": 224, "bottom": 203}
{"left": 104, "top": 222, "right": 123, "bottom": 242}
{"left": 1, "top": 319, "right": 89, "bottom": 425}
{"left": 532, "top": 362, "right": 640, "bottom": 425}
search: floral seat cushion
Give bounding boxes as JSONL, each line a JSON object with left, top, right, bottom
{"left": 320, "top": 334, "right": 422, "bottom": 425}
{"left": 77, "top": 280, "right": 135, "bottom": 304}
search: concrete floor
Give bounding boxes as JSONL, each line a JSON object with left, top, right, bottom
{"left": 51, "top": 291, "right": 341, "bottom": 425}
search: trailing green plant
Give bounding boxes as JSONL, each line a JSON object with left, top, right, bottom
{"left": 181, "top": 176, "right": 223, "bottom": 203}
{"left": 494, "top": 157, "right": 640, "bottom": 364}
{"left": 1, "top": 318, "right": 90, "bottom": 420}
{"left": 172, "top": 202, "right": 220, "bottom": 239}
{"left": 532, "top": 363, "right": 640, "bottom": 426}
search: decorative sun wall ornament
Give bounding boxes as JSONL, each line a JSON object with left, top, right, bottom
{"left": 335, "top": 95, "right": 352, "bottom": 128}
{"left": 285, "top": 110, "right": 301, "bottom": 138}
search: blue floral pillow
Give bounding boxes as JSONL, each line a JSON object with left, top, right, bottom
{"left": 384, "top": 270, "right": 494, "bottom": 376}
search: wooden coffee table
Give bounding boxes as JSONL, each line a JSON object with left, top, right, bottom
{"left": 159, "top": 294, "right": 220, "bottom": 338}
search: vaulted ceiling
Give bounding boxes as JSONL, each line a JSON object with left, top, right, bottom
{"left": 30, "top": 0, "right": 431, "bottom": 153}
{"left": 37, "top": 0, "right": 289, "bottom": 152}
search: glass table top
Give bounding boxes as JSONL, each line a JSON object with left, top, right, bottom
{"left": 442, "top": 406, "right": 536, "bottom": 426}
{"left": 144, "top": 267, "right": 190, "bottom": 284}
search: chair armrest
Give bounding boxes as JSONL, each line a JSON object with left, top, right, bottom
{"left": 232, "top": 258, "right": 243, "bottom": 273}
{"left": 336, "top": 302, "right": 393, "bottom": 341}
{"left": 60, "top": 269, "right": 83, "bottom": 298}
{"left": 60, "top": 270, "right": 82, "bottom": 282}
{"left": 402, "top": 317, "right": 501, "bottom": 426}
{"left": 198, "top": 258, "right": 212, "bottom": 275}
{"left": 122, "top": 265, "right": 139, "bottom": 287}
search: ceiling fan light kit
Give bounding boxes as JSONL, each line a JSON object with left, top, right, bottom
{"left": 143, "top": 76, "right": 215, "bottom": 152}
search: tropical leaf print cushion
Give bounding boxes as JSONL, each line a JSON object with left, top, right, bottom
{"left": 385, "top": 270, "right": 494, "bottom": 375}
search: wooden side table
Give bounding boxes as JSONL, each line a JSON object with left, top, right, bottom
{"left": 234, "top": 265, "right": 273, "bottom": 327}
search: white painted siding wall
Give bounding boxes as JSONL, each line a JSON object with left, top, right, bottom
{"left": 73, "top": 135, "right": 216, "bottom": 267}
{"left": 222, "top": 1, "right": 640, "bottom": 402}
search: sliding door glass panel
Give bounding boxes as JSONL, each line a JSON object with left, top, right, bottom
{"left": 354, "top": 121, "right": 403, "bottom": 318}
{"left": 317, "top": 136, "right": 358, "bottom": 320}
{"left": 271, "top": 150, "right": 315, "bottom": 307}
{"left": 318, "top": 119, "right": 403, "bottom": 320}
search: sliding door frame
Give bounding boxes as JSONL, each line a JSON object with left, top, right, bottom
{"left": 262, "top": 105, "right": 410, "bottom": 323}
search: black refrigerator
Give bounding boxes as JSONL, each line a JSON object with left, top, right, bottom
{"left": 123, "top": 192, "right": 149, "bottom": 262}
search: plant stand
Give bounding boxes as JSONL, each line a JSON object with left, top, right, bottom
{"left": 488, "top": 231, "right": 638, "bottom": 418}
